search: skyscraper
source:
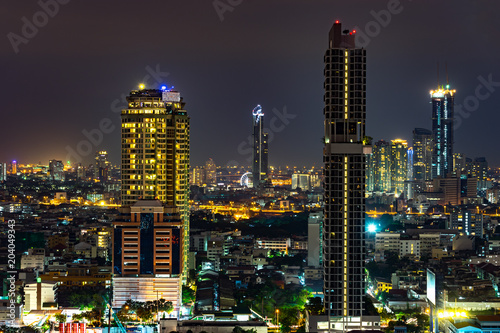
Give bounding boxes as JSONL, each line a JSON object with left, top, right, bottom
{"left": 95, "top": 150, "right": 110, "bottom": 183}
{"left": 367, "top": 140, "right": 391, "bottom": 193}
{"left": 471, "top": 157, "right": 488, "bottom": 181}
{"left": 452, "top": 152, "right": 466, "bottom": 175}
{"left": 323, "top": 20, "right": 370, "bottom": 326}
{"left": 49, "top": 160, "right": 64, "bottom": 181}
{"left": 390, "top": 139, "right": 408, "bottom": 196}
{"left": 205, "top": 158, "right": 217, "bottom": 186}
{"left": 121, "top": 86, "right": 190, "bottom": 279}
{"left": 252, "top": 105, "right": 268, "bottom": 188}
{"left": 431, "top": 85, "right": 455, "bottom": 179}
{"left": 0, "top": 163, "right": 6, "bottom": 182}
{"left": 413, "top": 128, "right": 433, "bottom": 181}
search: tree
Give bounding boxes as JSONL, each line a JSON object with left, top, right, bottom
{"left": 136, "top": 306, "right": 154, "bottom": 323}
{"left": 73, "top": 308, "right": 103, "bottom": 327}
{"left": 54, "top": 313, "right": 67, "bottom": 323}
{"left": 305, "top": 297, "right": 323, "bottom": 315}
{"left": 279, "top": 307, "right": 300, "bottom": 333}
{"left": 182, "top": 285, "right": 196, "bottom": 305}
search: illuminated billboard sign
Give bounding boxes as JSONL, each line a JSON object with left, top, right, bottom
{"left": 162, "top": 91, "right": 181, "bottom": 102}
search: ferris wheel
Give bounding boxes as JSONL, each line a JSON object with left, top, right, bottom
{"left": 240, "top": 172, "right": 253, "bottom": 187}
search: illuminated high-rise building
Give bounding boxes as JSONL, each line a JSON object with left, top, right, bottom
{"left": 190, "top": 166, "right": 204, "bottom": 186}
{"left": 49, "top": 160, "right": 64, "bottom": 181}
{"left": 121, "top": 86, "right": 190, "bottom": 279}
{"left": 413, "top": 128, "right": 433, "bottom": 181}
{"left": 252, "top": 105, "right": 268, "bottom": 188}
{"left": 292, "top": 173, "right": 311, "bottom": 191}
{"left": 205, "top": 158, "right": 217, "bottom": 186}
{"left": 0, "top": 163, "right": 6, "bottom": 182}
{"left": 471, "top": 157, "right": 488, "bottom": 181}
{"left": 11, "top": 160, "right": 17, "bottom": 175}
{"left": 390, "top": 139, "right": 408, "bottom": 196}
{"left": 407, "top": 147, "right": 414, "bottom": 181}
{"left": 95, "top": 150, "right": 110, "bottom": 183}
{"left": 322, "top": 21, "right": 373, "bottom": 328}
{"left": 431, "top": 85, "right": 455, "bottom": 179}
{"left": 452, "top": 153, "right": 466, "bottom": 175}
{"left": 367, "top": 140, "right": 391, "bottom": 193}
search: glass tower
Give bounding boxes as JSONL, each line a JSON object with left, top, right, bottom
{"left": 430, "top": 86, "right": 455, "bottom": 179}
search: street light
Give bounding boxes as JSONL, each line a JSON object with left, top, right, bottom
{"left": 276, "top": 309, "right": 279, "bottom": 330}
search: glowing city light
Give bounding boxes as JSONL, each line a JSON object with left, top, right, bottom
{"left": 252, "top": 105, "right": 264, "bottom": 123}
{"left": 367, "top": 224, "right": 377, "bottom": 233}
{"left": 139, "top": 83, "right": 145, "bottom": 90}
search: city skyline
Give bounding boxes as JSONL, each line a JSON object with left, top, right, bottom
{"left": 2, "top": 1, "right": 500, "bottom": 167}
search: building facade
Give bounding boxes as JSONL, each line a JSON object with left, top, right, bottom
{"left": 367, "top": 140, "right": 391, "bottom": 193}
{"left": 0, "top": 163, "right": 6, "bottom": 182}
{"left": 323, "top": 21, "right": 367, "bottom": 320}
{"left": 308, "top": 211, "right": 323, "bottom": 268}
{"left": 413, "top": 128, "right": 433, "bottom": 182}
{"left": 121, "top": 87, "right": 190, "bottom": 277}
{"left": 95, "top": 150, "right": 110, "bottom": 183}
{"left": 112, "top": 200, "right": 183, "bottom": 309}
{"left": 431, "top": 86, "right": 455, "bottom": 179}
{"left": 292, "top": 173, "right": 311, "bottom": 191}
{"left": 205, "top": 158, "right": 217, "bottom": 186}
{"left": 49, "top": 160, "right": 64, "bottom": 181}
{"left": 390, "top": 139, "right": 408, "bottom": 196}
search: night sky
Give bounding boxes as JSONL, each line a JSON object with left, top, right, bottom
{"left": 1, "top": 1, "right": 500, "bottom": 168}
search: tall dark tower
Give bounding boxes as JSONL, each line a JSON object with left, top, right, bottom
{"left": 252, "top": 105, "right": 268, "bottom": 187}
{"left": 323, "top": 20, "right": 368, "bottom": 326}
{"left": 430, "top": 85, "right": 455, "bottom": 179}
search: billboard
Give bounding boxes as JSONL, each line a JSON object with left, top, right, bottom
{"left": 427, "top": 268, "right": 436, "bottom": 306}
{"left": 162, "top": 91, "right": 181, "bottom": 102}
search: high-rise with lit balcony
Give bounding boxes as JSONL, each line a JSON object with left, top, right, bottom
{"left": 121, "top": 86, "right": 190, "bottom": 279}
{"left": 322, "top": 21, "right": 375, "bottom": 329}
{"left": 431, "top": 85, "right": 455, "bottom": 179}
